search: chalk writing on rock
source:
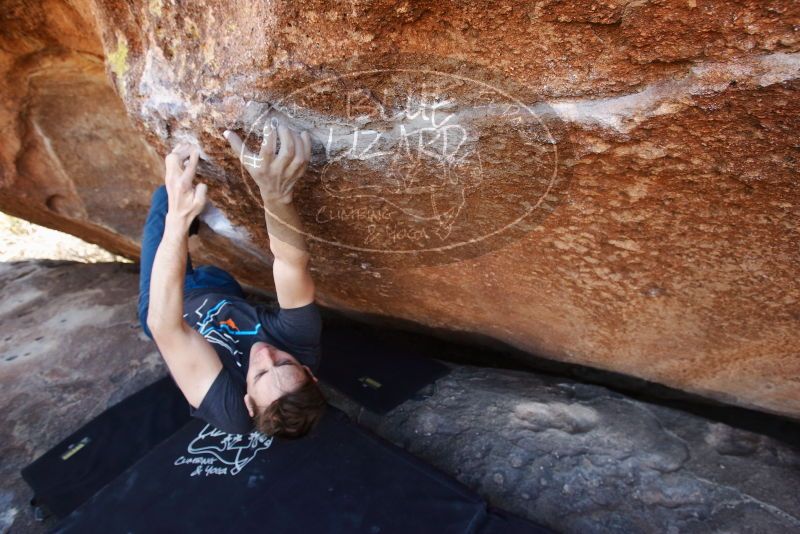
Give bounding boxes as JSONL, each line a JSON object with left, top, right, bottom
{"left": 239, "top": 60, "right": 570, "bottom": 267}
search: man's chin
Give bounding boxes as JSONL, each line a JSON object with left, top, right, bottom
{"left": 250, "top": 341, "right": 267, "bottom": 358}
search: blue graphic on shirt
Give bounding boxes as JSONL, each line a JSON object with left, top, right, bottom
{"left": 186, "top": 298, "right": 262, "bottom": 364}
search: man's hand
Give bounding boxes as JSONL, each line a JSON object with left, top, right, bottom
{"left": 223, "top": 121, "right": 315, "bottom": 309}
{"left": 165, "top": 143, "right": 207, "bottom": 228}
{"left": 224, "top": 122, "right": 311, "bottom": 204}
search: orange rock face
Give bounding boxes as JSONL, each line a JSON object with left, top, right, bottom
{"left": 1, "top": 1, "right": 798, "bottom": 417}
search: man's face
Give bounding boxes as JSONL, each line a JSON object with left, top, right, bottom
{"left": 244, "top": 341, "right": 311, "bottom": 416}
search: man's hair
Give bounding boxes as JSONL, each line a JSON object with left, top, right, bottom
{"left": 253, "top": 376, "right": 326, "bottom": 439}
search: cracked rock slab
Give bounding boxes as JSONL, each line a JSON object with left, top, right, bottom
{"left": 327, "top": 366, "right": 800, "bottom": 533}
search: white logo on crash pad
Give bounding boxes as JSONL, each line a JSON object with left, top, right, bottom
{"left": 174, "top": 424, "right": 273, "bottom": 476}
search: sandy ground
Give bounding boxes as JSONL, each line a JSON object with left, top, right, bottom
{"left": 0, "top": 213, "right": 143, "bottom": 532}
{"left": 0, "top": 213, "right": 129, "bottom": 263}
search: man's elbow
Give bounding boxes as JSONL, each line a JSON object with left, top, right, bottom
{"left": 147, "top": 314, "right": 182, "bottom": 339}
{"left": 147, "top": 318, "right": 165, "bottom": 340}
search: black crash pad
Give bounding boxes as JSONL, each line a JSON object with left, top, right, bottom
{"left": 21, "top": 377, "right": 190, "bottom": 519}
{"left": 318, "top": 322, "right": 451, "bottom": 413}
{"left": 54, "top": 405, "right": 549, "bottom": 533}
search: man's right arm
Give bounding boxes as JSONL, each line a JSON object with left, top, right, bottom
{"left": 224, "top": 122, "right": 316, "bottom": 309}
{"left": 147, "top": 143, "right": 222, "bottom": 409}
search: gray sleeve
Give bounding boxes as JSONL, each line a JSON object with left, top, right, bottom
{"left": 259, "top": 302, "right": 323, "bottom": 371}
{"left": 190, "top": 370, "right": 253, "bottom": 435}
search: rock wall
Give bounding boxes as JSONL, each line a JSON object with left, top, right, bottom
{"left": 1, "top": 1, "right": 798, "bottom": 418}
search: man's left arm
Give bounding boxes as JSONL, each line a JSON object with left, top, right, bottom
{"left": 261, "top": 198, "right": 315, "bottom": 309}
{"left": 224, "top": 123, "right": 316, "bottom": 309}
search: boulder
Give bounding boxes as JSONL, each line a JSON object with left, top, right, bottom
{"left": 0, "top": 0, "right": 798, "bottom": 418}
{"left": 326, "top": 366, "right": 800, "bottom": 533}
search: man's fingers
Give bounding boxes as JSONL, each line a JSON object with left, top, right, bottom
{"left": 171, "top": 142, "right": 192, "bottom": 158}
{"left": 259, "top": 122, "right": 278, "bottom": 162}
{"left": 167, "top": 143, "right": 192, "bottom": 169}
{"left": 166, "top": 143, "right": 198, "bottom": 177}
{"left": 223, "top": 130, "right": 244, "bottom": 156}
{"left": 224, "top": 130, "right": 257, "bottom": 166}
{"left": 181, "top": 147, "right": 200, "bottom": 181}
{"left": 165, "top": 154, "right": 181, "bottom": 175}
{"left": 285, "top": 130, "right": 308, "bottom": 178}
{"left": 194, "top": 182, "right": 208, "bottom": 210}
{"left": 165, "top": 150, "right": 184, "bottom": 175}
{"left": 275, "top": 124, "right": 295, "bottom": 167}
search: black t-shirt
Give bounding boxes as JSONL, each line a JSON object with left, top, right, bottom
{"left": 182, "top": 288, "right": 322, "bottom": 434}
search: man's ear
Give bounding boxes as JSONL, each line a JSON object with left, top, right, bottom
{"left": 244, "top": 393, "right": 256, "bottom": 418}
{"left": 304, "top": 365, "right": 319, "bottom": 384}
